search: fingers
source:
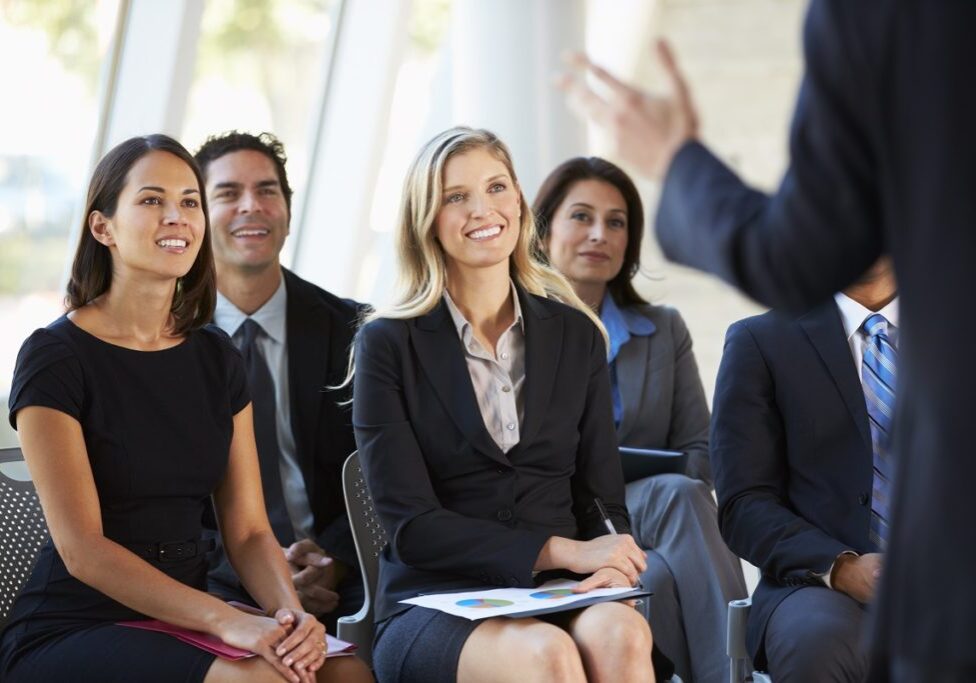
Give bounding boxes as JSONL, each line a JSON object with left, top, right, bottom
{"left": 286, "top": 539, "right": 331, "bottom": 568}
{"left": 277, "top": 612, "right": 325, "bottom": 660}
{"left": 297, "top": 586, "right": 340, "bottom": 615}
{"left": 557, "top": 54, "right": 615, "bottom": 128}
{"left": 260, "top": 644, "right": 302, "bottom": 683}
{"left": 293, "top": 564, "right": 326, "bottom": 587}
{"left": 656, "top": 38, "right": 699, "bottom": 134}
{"left": 574, "top": 573, "right": 607, "bottom": 593}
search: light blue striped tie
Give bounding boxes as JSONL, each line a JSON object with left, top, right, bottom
{"left": 862, "top": 313, "right": 896, "bottom": 551}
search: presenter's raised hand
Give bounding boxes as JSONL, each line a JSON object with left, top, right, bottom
{"left": 558, "top": 39, "right": 699, "bottom": 180}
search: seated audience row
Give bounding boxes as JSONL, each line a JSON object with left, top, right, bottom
{"left": 11, "top": 124, "right": 878, "bottom": 683}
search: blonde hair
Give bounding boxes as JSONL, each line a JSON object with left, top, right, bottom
{"left": 338, "top": 128, "right": 606, "bottom": 390}
{"left": 365, "top": 126, "right": 606, "bottom": 335}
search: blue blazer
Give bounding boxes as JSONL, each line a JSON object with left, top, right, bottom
{"left": 352, "top": 288, "right": 630, "bottom": 623}
{"left": 655, "top": 1, "right": 976, "bottom": 666}
{"left": 710, "top": 301, "right": 872, "bottom": 664}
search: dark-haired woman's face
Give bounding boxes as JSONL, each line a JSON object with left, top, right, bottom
{"left": 92, "top": 150, "right": 205, "bottom": 281}
{"left": 545, "top": 179, "right": 628, "bottom": 292}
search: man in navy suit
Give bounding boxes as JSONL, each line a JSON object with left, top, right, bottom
{"left": 561, "top": 2, "right": 976, "bottom": 677}
{"left": 711, "top": 260, "right": 895, "bottom": 681}
{"left": 195, "top": 132, "right": 363, "bottom": 626}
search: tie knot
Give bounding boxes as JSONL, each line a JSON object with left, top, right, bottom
{"left": 238, "top": 318, "right": 264, "bottom": 349}
{"left": 862, "top": 313, "right": 889, "bottom": 338}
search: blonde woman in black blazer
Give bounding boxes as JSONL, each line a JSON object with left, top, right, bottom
{"left": 352, "top": 128, "right": 661, "bottom": 683}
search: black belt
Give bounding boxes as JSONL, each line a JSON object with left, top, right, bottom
{"left": 125, "top": 538, "right": 216, "bottom": 562}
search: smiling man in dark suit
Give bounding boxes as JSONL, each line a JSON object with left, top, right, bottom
{"left": 710, "top": 259, "right": 896, "bottom": 681}
{"left": 195, "top": 131, "right": 362, "bottom": 626}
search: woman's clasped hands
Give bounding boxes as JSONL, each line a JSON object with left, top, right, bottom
{"left": 217, "top": 607, "right": 328, "bottom": 683}
{"left": 569, "top": 534, "right": 647, "bottom": 593}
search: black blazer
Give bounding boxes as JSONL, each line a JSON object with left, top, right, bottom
{"left": 207, "top": 269, "right": 363, "bottom": 598}
{"left": 711, "top": 302, "right": 873, "bottom": 663}
{"left": 655, "top": 1, "right": 976, "bottom": 668}
{"left": 352, "top": 288, "right": 630, "bottom": 623}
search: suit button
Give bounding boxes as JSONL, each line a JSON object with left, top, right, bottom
{"left": 496, "top": 467, "right": 506, "bottom": 474}
{"left": 497, "top": 509, "right": 513, "bottom": 522}
{"left": 858, "top": 493, "right": 869, "bottom": 506}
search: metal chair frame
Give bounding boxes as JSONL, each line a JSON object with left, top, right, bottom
{"left": 336, "top": 451, "right": 387, "bottom": 667}
{"left": 728, "top": 597, "right": 772, "bottom": 683}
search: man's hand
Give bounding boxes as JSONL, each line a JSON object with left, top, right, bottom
{"left": 284, "top": 539, "right": 341, "bottom": 615}
{"left": 557, "top": 39, "right": 699, "bottom": 180}
{"left": 831, "top": 552, "right": 883, "bottom": 604}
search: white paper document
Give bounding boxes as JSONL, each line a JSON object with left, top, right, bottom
{"left": 399, "top": 579, "right": 647, "bottom": 621}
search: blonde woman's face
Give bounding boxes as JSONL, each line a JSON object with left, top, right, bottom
{"left": 434, "top": 147, "right": 521, "bottom": 275}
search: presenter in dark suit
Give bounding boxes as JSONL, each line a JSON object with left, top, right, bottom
{"left": 534, "top": 156, "right": 746, "bottom": 683}
{"left": 561, "top": 2, "right": 976, "bottom": 677}
{"left": 712, "top": 260, "right": 896, "bottom": 681}
{"left": 352, "top": 127, "right": 656, "bottom": 683}
{"left": 194, "top": 132, "right": 363, "bottom": 627}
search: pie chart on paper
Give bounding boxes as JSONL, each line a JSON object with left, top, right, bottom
{"left": 455, "top": 598, "right": 515, "bottom": 609}
{"left": 529, "top": 588, "right": 575, "bottom": 600}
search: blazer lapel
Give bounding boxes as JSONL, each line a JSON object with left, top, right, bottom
{"left": 798, "top": 302, "right": 872, "bottom": 450}
{"left": 615, "top": 334, "right": 650, "bottom": 442}
{"left": 518, "top": 289, "right": 563, "bottom": 449}
{"left": 284, "top": 270, "right": 327, "bottom": 479}
{"left": 412, "top": 301, "right": 508, "bottom": 465}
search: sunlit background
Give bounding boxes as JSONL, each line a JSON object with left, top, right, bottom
{"left": 0, "top": 0, "right": 806, "bottom": 453}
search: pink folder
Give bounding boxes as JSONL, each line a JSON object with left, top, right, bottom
{"left": 117, "top": 620, "right": 358, "bottom": 661}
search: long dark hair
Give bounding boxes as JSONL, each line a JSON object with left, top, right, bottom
{"left": 66, "top": 134, "right": 216, "bottom": 334}
{"left": 533, "top": 156, "right": 647, "bottom": 307}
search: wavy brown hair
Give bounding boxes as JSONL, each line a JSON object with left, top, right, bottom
{"left": 66, "top": 134, "right": 215, "bottom": 334}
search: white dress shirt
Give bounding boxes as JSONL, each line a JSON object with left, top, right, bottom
{"left": 443, "top": 283, "right": 526, "bottom": 453}
{"left": 214, "top": 277, "right": 314, "bottom": 541}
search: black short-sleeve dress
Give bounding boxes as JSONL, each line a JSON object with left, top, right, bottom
{"left": 0, "top": 316, "right": 250, "bottom": 682}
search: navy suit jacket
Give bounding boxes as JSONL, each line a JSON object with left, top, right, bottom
{"left": 352, "top": 288, "right": 630, "bottom": 623}
{"left": 711, "top": 302, "right": 873, "bottom": 664}
{"left": 207, "top": 269, "right": 363, "bottom": 605}
{"left": 656, "top": 0, "right": 976, "bottom": 667}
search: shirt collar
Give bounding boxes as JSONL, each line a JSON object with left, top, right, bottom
{"left": 215, "top": 274, "right": 288, "bottom": 344}
{"left": 600, "top": 291, "right": 656, "bottom": 363}
{"left": 833, "top": 291, "right": 899, "bottom": 341}
{"left": 443, "top": 280, "right": 525, "bottom": 341}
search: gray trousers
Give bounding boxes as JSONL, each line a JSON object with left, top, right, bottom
{"left": 626, "top": 473, "right": 748, "bottom": 683}
{"left": 764, "top": 585, "right": 868, "bottom": 682}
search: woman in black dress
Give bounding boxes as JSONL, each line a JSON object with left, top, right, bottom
{"left": 0, "top": 135, "right": 370, "bottom": 683}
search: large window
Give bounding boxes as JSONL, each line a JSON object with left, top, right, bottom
{"left": 180, "top": 0, "right": 339, "bottom": 236}
{"left": 0, "top": 0, "right": 121, "bottom": 448}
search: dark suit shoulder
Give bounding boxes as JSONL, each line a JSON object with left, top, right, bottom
{"left": 282, "top": 268, "right": 364, "bottom": 325}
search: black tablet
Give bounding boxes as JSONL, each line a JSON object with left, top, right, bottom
{"left": 619, "top": 447, "right": 688, "bottom": 482}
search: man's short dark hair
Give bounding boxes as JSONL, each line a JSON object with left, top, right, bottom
{"left": 194, "top": 131, "right": 293, "bottom": 213}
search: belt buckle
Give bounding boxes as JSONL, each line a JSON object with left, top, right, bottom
{"left": 158, "top": 540, "right": 192, "bottom": 561}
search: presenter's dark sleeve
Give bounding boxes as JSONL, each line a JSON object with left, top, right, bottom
{"left": 352, "top": 319, "right": 550, "bottom": 587}
{"left": 655, "top": 0, "right": 882, "bottom": 311}
{"left": 570, "top": 319, "right": 631, "bottom": 540}
{"left": 710, "top": 321, "right": 851, "bottom": 582}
